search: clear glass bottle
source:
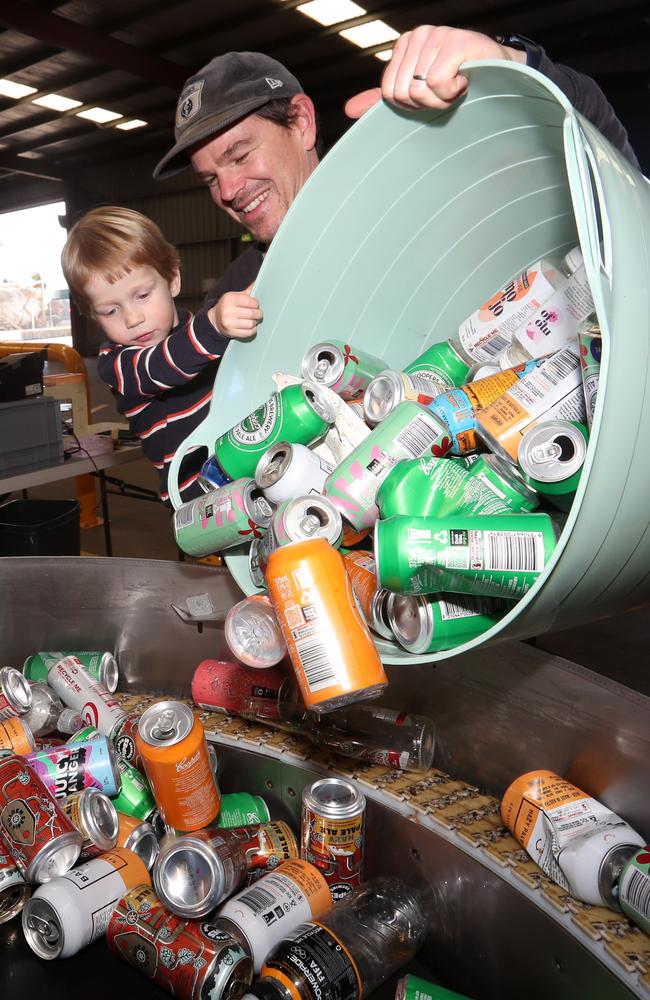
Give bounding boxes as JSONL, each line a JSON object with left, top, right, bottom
{"left": 243, "top": 877, "right": 434, "bottom": 1000}
{"left": 241, "top": 692, "right": 436, "bottom": 772}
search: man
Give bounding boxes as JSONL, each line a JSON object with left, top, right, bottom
{"left": 153, "top": 25, "right": 638, "bottom": 339}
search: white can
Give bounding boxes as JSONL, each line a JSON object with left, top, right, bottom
{"left": 22, "top": 847, "right": 150, "bottom": 958}
{"left": 255, "top": 441, "right": 332, "bottom": 504}
{"left": 47, "top": 655, "right": 126, "bottom": 737}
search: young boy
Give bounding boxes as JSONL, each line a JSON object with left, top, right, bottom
{"left": 61, "top": 206, "right": 262, "bottom": 504}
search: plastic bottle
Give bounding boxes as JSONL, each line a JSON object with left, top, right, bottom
{"left": 242, "top": 877, "right": 433, "bottom": 1000}
{"left": 450, "top": 247, "right": 583, "bottom": 365}
{"left": 499, "top": 248, "right": 594, "bottom": 366}
{"left": 241, "top": 694, "right": 436, "bottom": 772}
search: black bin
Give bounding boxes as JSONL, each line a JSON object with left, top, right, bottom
{"left": 0, "top": 499, "right": 80, "bottom": 556}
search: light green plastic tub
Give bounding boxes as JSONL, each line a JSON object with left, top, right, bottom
{"left": 169, "top": 61, "right": 650, "bottom": 664}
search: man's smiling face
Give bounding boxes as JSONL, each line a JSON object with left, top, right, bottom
{"left": 190, "top": 96, "right": 317, "bottom": 247}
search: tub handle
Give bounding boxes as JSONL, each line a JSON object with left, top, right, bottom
{"left": 167, "top": 413, "right": 215, "bottom": 509}
{"left": 564, "top": 115, "right": 613, "bottom": 284}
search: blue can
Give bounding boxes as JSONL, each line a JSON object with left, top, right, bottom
{"left": 198, "top": 453, "right": 232, "bottom": 492}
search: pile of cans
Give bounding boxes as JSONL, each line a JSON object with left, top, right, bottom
{"left": 173, "top": 246, "right": 601, "bottom": 670}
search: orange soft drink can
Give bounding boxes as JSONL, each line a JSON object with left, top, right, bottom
{"left": 135, "top": 701, "right": 220, "bottom": 832}
{"left": 266, "top": 538, "right": 387, "bottom": 713}
{"left": 0, "top": 716, "right": 36, "bottom": 754}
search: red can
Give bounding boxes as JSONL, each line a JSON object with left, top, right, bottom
{"left": 107, "top": 883, "right": 253, "bottom": 1000}
{"left": 0, "top": 753, "right": 82, "bottom": 883}
{"left": 191, "top": 659, "right": 289, "bottom": 716}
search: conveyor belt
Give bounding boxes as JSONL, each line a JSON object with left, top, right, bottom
{"left": 116, "top": 691, "right": 650, "bottom": 998}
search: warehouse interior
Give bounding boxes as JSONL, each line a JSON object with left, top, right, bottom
{"left": 0, "top": 3, "right": 649, "bottom": 998}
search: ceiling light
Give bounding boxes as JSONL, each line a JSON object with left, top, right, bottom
{"left": 297, "top": 0, "right": 365, "bottom": 27}
{"left": 0, "top": 79, "right": 37, "bottom": 99}
{"left": 76, "top": 107, "right": 123, "bottom": 124}
{"left": 375, "top": 49, "right": 394, "bottom": 61}
{"left": 32, "top": 93, "right": 82, "bottom": 112}
{"left": 339, "top": 20, "right": 398, "bottom": 48}
{"left": 115, "top": 119, "right": 148, "bottom": 131}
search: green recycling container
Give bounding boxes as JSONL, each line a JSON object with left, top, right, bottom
{"left": 168, "top": 60, "right": 650, "bottom": 665}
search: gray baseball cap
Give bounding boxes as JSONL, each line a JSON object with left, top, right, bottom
{"left": 153, "top": 51, "right": 304, "bottom": 179}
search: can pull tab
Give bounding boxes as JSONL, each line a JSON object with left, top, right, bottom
{"left": 155, "top": 709, "right": 176, "bottom": 738}
{"left": 28, "top": 914, "right": 59, "bottom": 944}
{"left": 313, "top": 359, "right": 329, "bottom": 381}
{"left": 530, "top": 441, "right": 563, "bottom": 465}
{"left": 301, "top": 515, "right": 322, "bottom": 537}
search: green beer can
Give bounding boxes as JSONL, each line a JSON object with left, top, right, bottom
{"left": 111, "top": 756, "right": 156, "bottom": 821}
{"left": 214, "top": 382, "right": 335, "bottom": 480}
{"left": 396, "top": 973, "right": 472, "bottom": 1000}
{"left": 518, "top": 420, "right": 589, "bottom": 513}
{"left": 377, "top": 456, "right": 512, "bottom": 520}
{"left": 215, "top": 792, "right": 270, "bottom": 828}
{"left": 453, "top": 453, "right": 539, "bottom": 513}
{"left": 386, "top": 592, "right": 511, "bottom": 654}
{"left": 618, "top": 845, "right": 650, "bottom": 933}
{"left": 374, "top": 512, "right": 559, "bottom": 599}
{"left": 404, "top": 341, "right": 471, "bottom": 390}
{"left": 24, "top": 650, "right": 119, "bottom": 692}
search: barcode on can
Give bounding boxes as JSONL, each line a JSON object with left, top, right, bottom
{"left": 238, "top": 885, "right": 277, "bottom": 914}
{"left": 484, "top": 531, "right": 545, "bottom": 572}
{"left": 480, "top": 332, "right": 511, "bottom": 359}
{"left": 439, "top": 596, "right": 488, "bottom": 620}
{"left": 395, "top": 412, "right": 443, "bottom": 458}
{"left": 174, "top": 501, "right": 197, "bottom": 531}
{"left": 539, "top": 349, "right": 580, "bottom": 386}
{"left": 621, "top": 867, "right": 650, "bottom": 920}
{"left": 294, "top": 635, "right": 338, "bottom": 692}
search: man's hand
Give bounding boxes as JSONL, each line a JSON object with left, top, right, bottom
{"left": 345, "top": 25, "right": 525, "bottom": 119}
{"left": 208, "top": 283, "right": 263, "bottom": 339}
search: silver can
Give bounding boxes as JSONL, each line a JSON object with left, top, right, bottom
{"left": 60, "top": 788, "right": 119, "bottom": 859}
{"left": 363, "top": 370, "right": 435, "bottom": 426}
{"left": 257, "top": 495, "right": 343, "bottom": 573}
{"left": 301, "top": 379, "right": 338, "bottom": 423}
{"left": 0, "top": 850, "right": 31, "bottom": 924}
{"left": 0, "top": 666, "right": 32, "bottom": 720}
{"left": 248, "top": 536, "right": 267, "bottom": 590}
{"left": 23, "top": 683, "right": 64, "bottom": 736}
{"left": 47, "top": 655, "right": 126, "bottom": 737}
{"left": 117, "top": 817, "right": 159, "bottom": 870}
{"left": 368, "top": 588, "right": 395, "bottom": 640}
{"left": 301, "top": 342, "right": 348, "bottom": 388}
{"left": 255, "top": 441, "right": 332, "bottom": 504}
{"left": 23, "top": 651, "right": 119, "bottom": 693}
{"left": 518, "top": 419, "right": 588, "bottom": 484}
{"left": 154, "top": 827, "right": 245, "bottom": 919}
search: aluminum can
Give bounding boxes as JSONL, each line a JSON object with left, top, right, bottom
{"left": 518, "top": 419, "right": 589, "bottom": 512}
{"left": 387, "top": 592, "right": 509, "bottom": 654}
{"left": 257, "top": 494, "right": 343, "bottom": 573}
{"left": 363, "top": 369, "right": 440, "bottom": 426}
{"left": 0, "top": 753, "right": 81, "bottom": 883}
{"left": 23, "top": 682, "right": 63, "bottom": 737}
{"left": 0, "top": 665, "right": 32, "bottom": 720}
{"left": 22, "top": 846, "right": 150, "bottom": 959}
{"left": 174, "top": 478, "right": 274, "bottom": 558}
{"left": 619, "top": 846, "right": 650, "bottom": 934}
{"left": 107, "top": 882, "right": 253, "bottom": 1000}
{"left": 301, "top": 340, "right": 387, "bottom": 399}
{"left": 476, "top": 347, "right": 586, "bottom": 462}
{"left": 47, "top": 655, "right": 126, "bottom": 736}
{"left": 323, "top": 401, "right": 452, "bottom": 530}
{"left": 0, "top": 847, "right": 31, "bottom": 923}
{"left": 191, "top": 659, "right": 289, "bottom": 716}
{"left": 255, "top": 441, "right": 332, "bottom": 504}
{"left": 216, "top": 792, "right": 271, "bottom": 829}
{"left": 404, "top": 340, "right": 471, "bottom": 389}
{"left": 396, "top": 973, "right": 471, "bottom": 1000}
{"left": 501, "top": 770, "right": 645, "bottom": 908}
{"left": 0, "top": 715, "right": 36, "bottom": 754}
{"left": 111, "top": 756, "right": 156, "bottom": 821}
{"left": 25, "top": 735, "right": 121, "bottom": 799}
{"left": 301, "top": 777, "right": 365, "bottom": 901}
{"left": 577, "top": 313, "right": 601, "bottom": 429}
{"left": 429, "top": 359, "right": 539, "bottom": 455}
{"left": 214, "top": 858, "right": 333, "bottom": 973}
{"left": 453, "top": 453, "right": 539, "bottom": 513}
{"left": 110, "top": 712, "right": 144, "bottom": 770}
{"left": 376, "top": 455, "right": 512, "bottom": 520}
{"left": 267, "top": 539, "right": 388, "bottom": 714}
{"left": 224, "top": 595, "right": 287, "bottom": 669}
{"left": 23, "top": 651, "right": 119, "bottom": 693}
{"left": 214, "top": 382, "right": 335, "bottom": 480}
{"left": 116, "top": 811, "right": 160, "bottom": 870}
{"left": 135, "top": 701, "right": 220, "bottom": 832}
{"left": 342, "top": 550, "right": 393, "bottom": 639}
{"left": 249, "top": 535, "right": 266, "bottom": 590}
{"left": 198, "top": 452, "right": 232, "bottom": 492}
{"left": 346, "top": 394, "right": 367, "bottom": 422}
{"left": 60, "top": 787, "right": 119, "bottom": 860}
{"left": 340, "top": 524, "right": 371, "bottom": 549}
{"left": 375, "top": 512, "right": 559, "bottom": 600}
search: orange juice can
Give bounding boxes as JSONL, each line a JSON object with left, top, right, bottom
{"left": 266, "top": 538, "right": 388, "bottom": 713}
{"left": 135, "top": 701, "right": 220, "bottom": 832}
{"left": 0, "top": 716, "right": 36, "bottom": 754}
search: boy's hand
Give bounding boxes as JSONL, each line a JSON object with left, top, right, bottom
{"left": 208, "top": 284, "right": 262, "bottom": 339}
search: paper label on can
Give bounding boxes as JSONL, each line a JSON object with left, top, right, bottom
{"left": 231, "top": 397, "right": 279, "bottom": 445}
{"left": 619, "top": 851, "right": 650, "bottom": 932}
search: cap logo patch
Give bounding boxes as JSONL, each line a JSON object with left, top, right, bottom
{"left": 265, "top": 77, "right": 283, "bottom": 90}
{"left": 176, "top": 80, "right": 204, "bottom": 130}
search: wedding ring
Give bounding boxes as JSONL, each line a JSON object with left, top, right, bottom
{"left": 412, "top": 74, "right": 427, "bottom": 81}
